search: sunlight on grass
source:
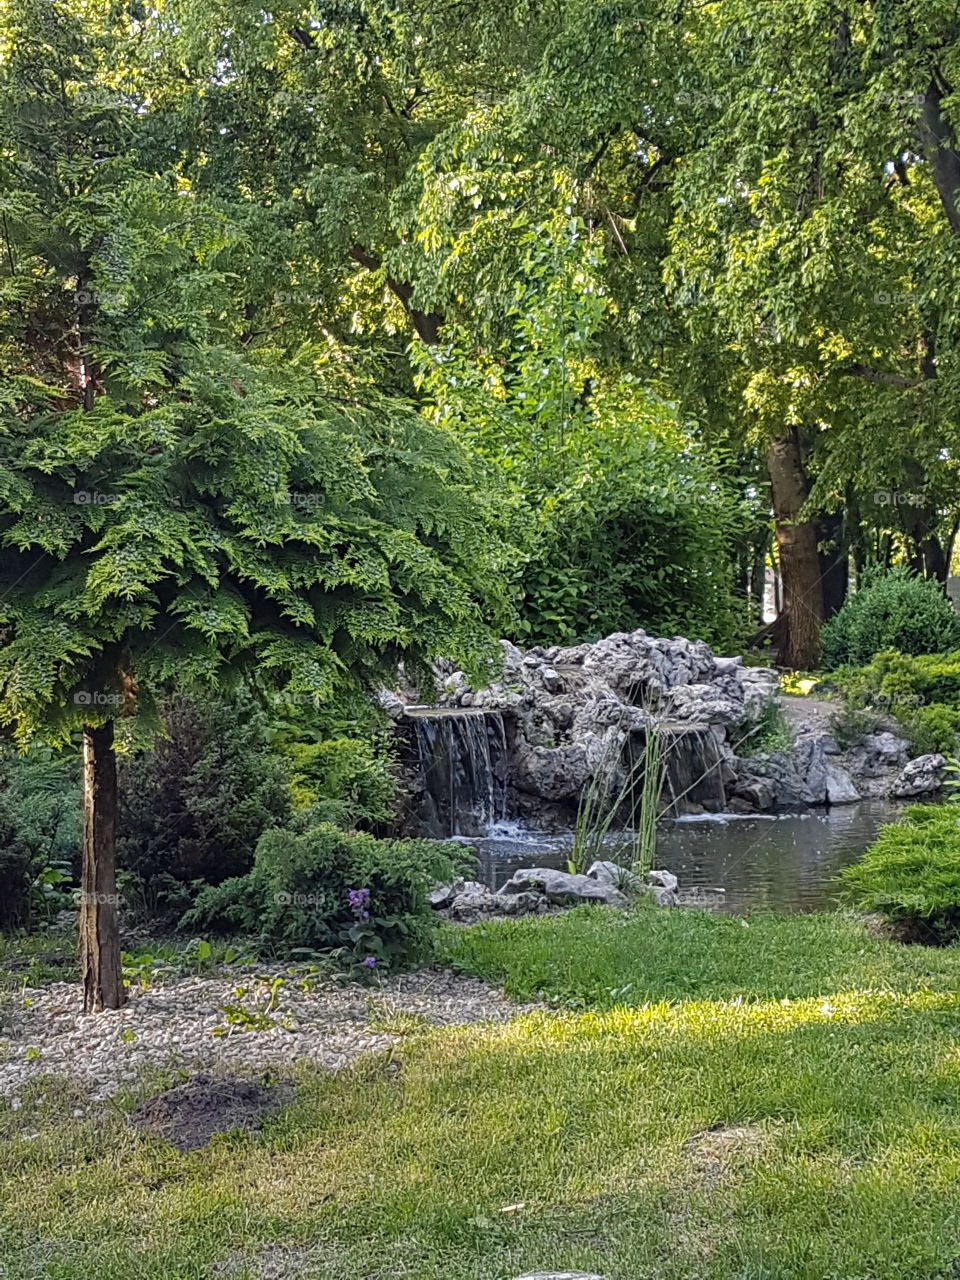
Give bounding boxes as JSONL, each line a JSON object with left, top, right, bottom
{"left": 2, "top": 910, "right": 960, "bottom": 1278}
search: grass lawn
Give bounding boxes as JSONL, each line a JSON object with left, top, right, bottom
{"left": 2, "top": 906, "right": 960, "bottom": 1279}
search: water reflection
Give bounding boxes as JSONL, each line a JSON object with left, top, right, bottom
{"left": 464, "top": 800, "right": 906, "bottom": 913}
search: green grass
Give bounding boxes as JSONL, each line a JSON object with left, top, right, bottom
{"left": 2, "top": 908, "right": 960, "bottom": 1278}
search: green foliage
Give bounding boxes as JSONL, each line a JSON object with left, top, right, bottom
{"left": 840, "top": 806, "right": 960, "bottom": 944}
{"left": 414, "top": 215, "right": 747, "bottom": 647}
{"left": 266, "top": 703, "right": 397, "bottom": 827}
{"left": 0, "top": 747, "right": 79, "bottom": 931}
{"left": 821, "top": 571, "right": 960, "bottom": 670}
{"left": 831, "top": 648, "right": 960, "bottom": 753}
{"left": 738, "top": 699, "right": 792, "bottom": 755}
{"left": 184, "top": 822, "right": 465, "bottom": 972}
{"left": 0, "top": 2, "right": 508, "bottom": 751}
{"left": 899, "top": 704, "right": 960, "bottom": 757}
{"left": 117, "top": 694, "right": 292, "bottom": 918}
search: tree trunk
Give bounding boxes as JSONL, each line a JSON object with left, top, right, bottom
{"left": 767, "top": 429, "right": 823, "bottom": 669}
{"left": 79, "top": 721, "right": 125, "bottom": 1013}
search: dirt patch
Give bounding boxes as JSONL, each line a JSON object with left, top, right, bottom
{"left": 682, "top": 1124, "right": 768, "bottom": 1187}
{"left": 129, "top": 1073, "right": 292, "bottom": 1151}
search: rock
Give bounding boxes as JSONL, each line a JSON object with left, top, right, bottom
{"left": 513, "top": 742, "right": 593, "bottom": 802}
{"left": 376, "top": 689, "right": 406, "bottom": 720}
{"left": 586, "top": 860, "right": 646, "bottom": 893}
{"left": 497, "top": 891, "right": 546, "bottom": 917}
{"left": 651, "top": 887, "right": 679, "bottom": 907}
{"left": 449, "top": 882, "right": 499, "bottom": 921}
{"left": 540, "top": 666, "right": 564, "bottom": 693}
{"left": 890, "top": 753, "right": 946, "bottom": 798}
{"left": 825, "top": 763, "right": 860, "bottom": 805}
{"left": 737, "top": 752, "right": 816, "bottom": 807}
{"left": 647, "top": 868, "right": 679, "bottom": 893}
{"left": 428, "top": 879, "right": 464, "bottom": 910}
{"left": 846, "top": 731, "right": 909, "bottom": 776}
{"left": 499, "top": 867, "right": 628, "bottom": 908}
{"left": 731, "top": 775, "right": 777, "bottom": 812}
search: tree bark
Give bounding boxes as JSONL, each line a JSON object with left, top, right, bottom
{"left": 919, "top": 76, "right": 960, "bottom": 237}
{"left": 79, "top": 721, "right": 125, "bottom": 1013}
{"left": 767, "top": 429, "right": 823, "bottom": 669}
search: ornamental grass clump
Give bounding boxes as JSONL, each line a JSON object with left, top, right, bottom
{"left": 839, "top": 805, "right": 960, "bottom": 944}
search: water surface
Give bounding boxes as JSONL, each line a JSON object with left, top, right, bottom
{"left": 464, "top": 800, "right": 905, "bottom": 913}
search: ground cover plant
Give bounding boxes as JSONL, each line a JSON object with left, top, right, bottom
{"left": 839, "top": 805, "right": 960, "bottom": 945}
{"left": 2, "top": 906, "right": 960, "bottom": 1279}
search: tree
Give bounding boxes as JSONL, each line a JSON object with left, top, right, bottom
{"left": 0, "top": 0, "right": 507, "bottom": 1010}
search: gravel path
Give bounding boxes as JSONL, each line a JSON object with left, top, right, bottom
{"left": 0, "top": 966, "right": 538, "bottom": 1102}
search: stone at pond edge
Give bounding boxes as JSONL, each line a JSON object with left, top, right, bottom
{"left": 825, "top": 762, "right": 860, "bottom": 805}
{"left": 890, "top": 753, "right": 946, "bottom": 798}
{"left": 499, "top": 867, "right": 628, "bottom": 908}
{"left": 585, "top": 860, "right": 647, "bottom": 893}
{"left": 428, "top": 879, "right": 464, "bottom": 910}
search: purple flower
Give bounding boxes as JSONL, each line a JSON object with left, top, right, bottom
{"left": 347, "top": 887, "right": 371, "bottom": 914}
{"left": 362, "top": 956, "right": 377, "bottom": 968}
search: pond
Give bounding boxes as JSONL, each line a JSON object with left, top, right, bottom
{"left": 461, "top": 800, "right": 905, "bottom": 913}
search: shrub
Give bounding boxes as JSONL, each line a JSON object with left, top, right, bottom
{"left": 118, "top": 694, "right": 292, "bottom": 918}
{"left": 821, "top": 569, "right": 960, "bottom": 669}
{"left": 899, "top": 704, "right": 960, "bottom": 756}
{"left": 839, "top": 805, "right": 960, "bottom": 943}
{"left": 0, "top": 746, "right": 80, "bottom": 931}
{"left": 183, "top": 821, "right": 465, "bottom": 971}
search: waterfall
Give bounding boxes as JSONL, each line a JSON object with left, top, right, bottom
{"left": 405, "top": 708, "right": 508, "bottom": 837}
{"left": 658, "top": 724, "right": 727, "bottom": 815}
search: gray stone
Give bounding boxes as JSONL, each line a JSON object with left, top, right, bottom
{"left": 586, "top": 860, "right": 646, "bottom": 893}
{"left": 512, "top": 1274, "right": 605, "bottom": 1280}
{"left": 731, "top": 775, "right": 777, "bottom": 811}
{"left": 499, "top": 867, "right": 628, "bottom": 908}
{"left": 540, "top": 666, "right": 565, "bottom": 693}
{"left": 825, "top": 763, "right": 860, "bottom": 805}
{"left": 428, "top": 879, "right": 464, "bottom": 910}
{"left": 890, "top": 753, "right": 946, "bottom": 798}
{"left": 449, "top": 882, "right": 499, "bottom": 921}
{"left": 647, "top": 868, "right": 679, "bottom": 893}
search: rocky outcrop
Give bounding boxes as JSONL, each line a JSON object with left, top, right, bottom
{"left": 401, "top": 628, "right": 942, "bottom": 831}
{"left": 890, "top": 753, "right": 946, "bottom": 798}
{"left": 500, "top": 867, "right": 630, "bottom": 908}
{"left": 431, "top": 863, "right": 689, "bottom": 920}
{"left": 430, "top": 630, "right": 780, "bottom": 822}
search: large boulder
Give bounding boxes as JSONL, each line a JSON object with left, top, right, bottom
{"left": 825, "top": 763, "right": 861, "bottom": 805}
{"left": 499, "top": 867, "right": 628, "bottom": 908}
{"left": 890, "top": 753, "right": 946, "bottom": 798}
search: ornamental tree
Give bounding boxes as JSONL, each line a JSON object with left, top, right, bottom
{"left": 0, "top": 0, "right": 506, "bottom": 1010}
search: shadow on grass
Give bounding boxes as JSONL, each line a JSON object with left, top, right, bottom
{"left": 3, "top": 983, "right": 960, "bottom": 1279}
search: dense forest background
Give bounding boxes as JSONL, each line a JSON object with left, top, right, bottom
{"left": 5, "top": 0, "right": 960, "bottom": 684}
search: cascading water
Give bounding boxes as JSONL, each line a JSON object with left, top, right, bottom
{"left": 405, "top": 708, "right": 508, "bottom": 837}
{"left": 657, "top": 724, "right": 728, "bottom": 815}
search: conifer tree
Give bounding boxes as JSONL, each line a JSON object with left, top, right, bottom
{"left": 0, "top": 0, "right": 505, "bottom": 1010}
